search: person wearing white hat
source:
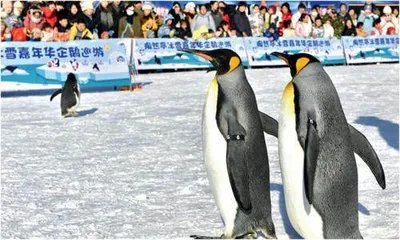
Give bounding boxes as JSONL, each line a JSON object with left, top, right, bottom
{"left": 183, "top": 2, "right": 196, "bottom": 24}
{"left": 3, "top": 1, "right": 24, "bottom": 30}
{"left": 141, "top": 2, "right": 158, "bottom": 38}
{"left": 81, "top": 1, "right": 96, "bottom": 32}
{"left": 380, "top": 5, "right": 398, "bottom": 35}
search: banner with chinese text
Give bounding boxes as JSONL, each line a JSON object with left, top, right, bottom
{"left": 244, "top": 37, "right": 345, "bottom": 67}
{"left": 133, "top": 37, "right": 248, "bottom": 70}
{"left": 1, "top": 39, "right": 131, "bottom": 88}
{"left": 342, "top": 36, "right": 399, "bottom": 64}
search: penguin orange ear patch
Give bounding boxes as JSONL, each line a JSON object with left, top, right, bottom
{"left": 296, "top": 57, "right": 310, "bottom": 74}
{"left": 229, "top": 56, "right": 240, "bottom": 72}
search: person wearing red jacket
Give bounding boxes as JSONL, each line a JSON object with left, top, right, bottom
{"left": 278, "top": 2, "right": 292, "bottom": 36}
{"left": 42, "top": 1, "right": 57, "bottom": 27}
{"left": 23, "top": 6, "right": 46, "bottom": 31}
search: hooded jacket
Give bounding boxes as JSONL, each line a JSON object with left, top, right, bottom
{"left": 42, "top": 6, "right": 58, "bottom": 27}
{"left": 23, "top": 10, "right": 47, "bottom": 31}
{"left": 191, "top": 11, "right": 216, "bottom": 33}
{"left": 158, "top": 14, "right": 175, "bottom": 38}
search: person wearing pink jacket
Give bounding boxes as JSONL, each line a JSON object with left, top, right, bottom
{"left": 295, "top": 13, "right": 311, "bottom": 37}
{"left": 23, "top": 6, "right": 46, "bottom": 32}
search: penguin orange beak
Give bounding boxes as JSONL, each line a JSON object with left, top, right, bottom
{"left": 271, "top": 52, "right": 290, "bottom": 65}
{"left": 179, "top": 49, "right": 214, "bottom": 61}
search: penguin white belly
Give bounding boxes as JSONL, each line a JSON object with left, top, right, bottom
{"left": 202, "top": 78, "right": 238, "bottom": 236}
{"left": 279, "top": 105, "right": 324, "bottom": 238}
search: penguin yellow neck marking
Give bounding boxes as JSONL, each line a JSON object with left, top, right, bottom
{"left": 295, "top": 57, "right": 310, "bottom": 75}
{"left": 206, "top": 76, "right": 219, "bottom": 107}
{"left": 228, "top": 56, "right": 240, "bottom": 73}
{"left": 282, "top": 81, "right": 295, "bottom": 115}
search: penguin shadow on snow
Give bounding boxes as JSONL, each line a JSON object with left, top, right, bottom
{"left": 355, "top": 116, "right": 399, "bottom": 150}
{"left": 270, "top": 183, "right": 370, "bottom": 239}
{"left": 73, "top": 108, "right": 98, "bottom": 117}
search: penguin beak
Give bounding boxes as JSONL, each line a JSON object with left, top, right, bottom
{"left": 271, "top": 52, "right": 290, "bottom": 66}
{"left": 179, "top": 49, "right": 214, "bottom": 62}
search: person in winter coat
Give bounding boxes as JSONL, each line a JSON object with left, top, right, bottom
{"left": 248, "top": 4, "right": 264, "bottom": 37}
{"left": 264, "top": 5, "right": 279, "bottom": 30}
{"left": 168, "top": 1, "right": 185, "bottom": 28}
{"left": 41, "top": 1, "right": 57, "bottom": 27}
{"left": 24, "top": 6, "right": 46, "bottom": 32}
{"left": 69, "top": 18, "right": 93, "bottom": 40}
{"left": 291, "top": 3, "right": 306, "bottom": 28}
{"left": 371, "top": 18, "right": 383, "bottom": 36}
{"left": 356, "top": 22, "right": 368, "bottom": 37}
{"left": 323, "top": 18, "right": 334, "bottom": 38}
{"left": 210, "top": 1, "right": 223, "bottom": 27}
{"left": 157, "top": 14, "right": 175, "bottom": 38}
{"left": 345, "top": 8, "right": 358, "bottom": 27}
{"left": 282, "top": 20, "right": 296, "bottom": 37}
{"left": 191, "top": 4, "right": 216, "bottom": 33}
{"left": 174, "top": 19, "right": 192, "bottom": 39}
{"left": 311, "top": 16, "right": 324, "bottom": 38}
{"left": 183, "top": 2, "right": 196, "bottom": 25}
{"left": 4, "top": 1, "right": 24, "bottom": 30}
{"left": 358, "top": 4, "right": 378, "bottom": 34}
{"left": 118, "top": 2, "right": 143, "bottom": 38}
{"left": 295, "top": 13, "right": 310, "bottom": 37}
{"left": 141, "top": 3, "right": 158, "bottom": 38}
{"left": 80, "top": 1, "right": 96, "bottom": 33}
{"left": 216, "top": 20, "right": 233, "bottom": 37}
{"left": 53, "top": 10, "right": 70, "bottom": 41}
{"left": 41, "top": 22, "right": 54, "bottom": 41}
{"left": 278, "top": 2, "right": 292, "bottom": 36}
{"left": 381, "top": 5, "right": 398, "bottom": 35}
{"left": 232, "top": 1, "right": 252, "bottom": 37}
{"left": 342, "top": 19, "right": 356, "bottom": 36}
{"left": 67, "top": 2, "right": 82, "bottom": 26}
{"left": 264, "top": 23, "right": 279, "bottom": 41}
{"left": 94, "top": 0, "right": 118, "bottom": 38}
{"left": 218, "top": 1, "right": 230, "bottom": 26}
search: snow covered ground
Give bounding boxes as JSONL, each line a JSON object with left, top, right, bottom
{"left": 1, "top": 64, "right": 399, "bottom": 239}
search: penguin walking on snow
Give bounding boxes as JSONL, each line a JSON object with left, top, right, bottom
{"left": 181, "top": 49, "right": 278, "bottom": 239}
{"left": 50, "top": 73, "right": 81, "bottom": 117}
{"left": 270, "top": 52, "right": 385, "bottom": 238}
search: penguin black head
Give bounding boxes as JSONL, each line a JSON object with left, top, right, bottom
{"left": 271, "top": 52, "right": 319, "bottom": 77}
{"left": 180, "top": 48, "right": 242, "bottom": 75}
{"left": 65, "top": 73, "right": 79, "bottom": 92}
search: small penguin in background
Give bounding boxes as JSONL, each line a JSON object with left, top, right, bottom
{"left": 154, "top": 55, "right": 161, "bottom": 65}
{"left": 271, "top": 52, "right": 385, "bottom": 238}
{"left": 50, "top": 73, "right": 81, "bottom": 117}
{"left": 181, "top": 48, "right": 277, "bottom": 239}
{"left": 92, "top": 62, "right": 100, "bottom": 72}
{"left": 70, "top": 59, "right": 79, "bottom": 71}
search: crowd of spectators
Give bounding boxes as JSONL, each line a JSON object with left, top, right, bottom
{"left": 0, "top": 0, "right": 398, "bottom": 42}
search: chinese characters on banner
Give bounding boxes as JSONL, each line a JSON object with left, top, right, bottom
{"left": 342, "top": 36, "right": 399, "bottom": 64}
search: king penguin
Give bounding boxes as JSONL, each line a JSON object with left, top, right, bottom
{"left": 181, "top": 48, "right": 277, "bottom": 239}
{"left": 50, "top": 73, "right": 81, "bottom": 117}
{"left": 271, "top": 52, "right": 386, "bottom": 238}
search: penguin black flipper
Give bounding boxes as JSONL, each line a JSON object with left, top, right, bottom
{"left": 259, "top": 111, "right": 278, "bottom": 138}
{"left": 50, "top": 88, "right": 62, "bottom": 101}
{"left": 226, "top": 129, "right": 252, "bottom": 213}
{"left": 304, "top": 118, "right": 320, "bottom": 204}
{"left": 217, "top": 97, "right": 251, "bottom": 213}
{"left": 348, "top": 124, "right": 386, "bottom": 189}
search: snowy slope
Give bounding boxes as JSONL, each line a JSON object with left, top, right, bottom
{"left": 1, "top": 64, "right": 398, "bottom": 239}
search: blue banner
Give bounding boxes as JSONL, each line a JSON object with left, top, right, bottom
{"left": 133, "top": 38, "right": 248, "bottom": 70}
{"left": 1, "top": 39, "right": 131, "bottom": 88}
{"left": 244, "top": 37, "right": 345, "bottom": 66}
{"left": 342, "top": 36, "right": 399, "bottom": 64}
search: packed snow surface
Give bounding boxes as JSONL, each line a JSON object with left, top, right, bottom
{"left": 1, "top": 64, "right": 399, "bottom": 239}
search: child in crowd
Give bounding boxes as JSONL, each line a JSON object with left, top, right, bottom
{"left": 311, "top": 17, "right": 324, "bottom": 38}
{"left": 69, "top": 18, "right": 93, "bottom": 40}
{"left": 41, "top": 22, "right": 54, "bottom": 41}
{"left": 264, "top": 23, "right": 279, "bottom": 41}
